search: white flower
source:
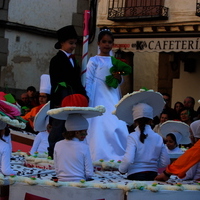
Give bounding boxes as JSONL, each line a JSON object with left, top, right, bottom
{"left": 0, "top": 179, "right": 5, "bottom": 185}
{"left": 0, "top": 115, "right": 26, "bottom": 129}
{"left": 95, "top": 105, "right": 106, "bottom": 113}
{"left": 14, "top": 176, "right": 26, "bottom": 182}
{"left": 182, "top": 184, "right": 200, "bottom": 191}
{"left": 37, "top": 153, "right": 48, "bottom": 158}
{"left": 49, "top": 181, "right": 63, "bottom": 187}
{"left": 68, "top": 182, "right": 84, "bottom": 187}
{"left": 147, "top": 185, "right": 160, "bottom": 192}
{"left": 139, "top": 89, "right": 146, "bottom": 92}
{"left": 159, "top": 185, "right": 184, "bottom": 191}
{"left": 0, "top": 173, "right": 4, "bottom": 179}
{"left": 8, "top": 178, "right": 16, "bottom": 185}
{"left": 116, "top": 183, "right": 133, "bottom": 192}
{"left": 92, "top": 182, "right": 114, "bottom": 189}
{"left": 132, "top": 181, "right": 147, "bottom": 189}
{"left": 43, "top": 180, "right": 55, "bottom": 186}
{"left": 24, "top": 177, "right": 38, "bottom": 185}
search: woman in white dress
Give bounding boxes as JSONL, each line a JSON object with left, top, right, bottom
{"left": 86, "top": 28, "right": 131, "bottom": 161}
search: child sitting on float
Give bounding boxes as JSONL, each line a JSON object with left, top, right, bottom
{"left": 160, "top": 120, "right": 190, "bottom": 154}
{"left": 0, "top": 99, "right": 26, "bottom": 175}
{"left": 30, "top": 101, "right": 51, "bottom": 155}
{"left": 113, "top": 89, "right": 170, "bottom": 181}
{"left": 47, "top": 94, "right": 105, "bottom": 182}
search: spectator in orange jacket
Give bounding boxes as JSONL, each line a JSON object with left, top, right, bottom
{"left": 22, "top": 75, "right": 51, "bottom": 133}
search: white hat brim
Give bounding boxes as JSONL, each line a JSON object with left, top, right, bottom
{"left": 0, "top": 115, "right": 26, "bottom": 129}
{"left": 47, "top": 105, "right": 106, "bottom": 120}
{"left": 160, "top": 120, "right": 191, "bottom": 144}
{"left": 33, "top": 101, "right": 50, "bottom": 132}
{"left": 113, "top": 90, "right": 165, "bottom": 125}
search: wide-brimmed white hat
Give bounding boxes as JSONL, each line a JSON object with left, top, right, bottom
{"left": 47, "top": 105, "right": 106, "bottom": 120}
{"left": 0, "top": 100, "right": 26, "bottom": 129}
{"left": 47, "top": 105, "right": 105, "bottom": 131}
{"left": 33, "top": 101, "right": 50, "bottom": 132}
{"left": 113, "top": 89, "right": 165, "bottom": 125}
{"left": 190, "top": 120, "right": 200, "bottom": 138}
{"left": 160, "top": 120, "right": 191, "bottom": 144}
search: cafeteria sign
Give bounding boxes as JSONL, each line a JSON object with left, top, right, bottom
{"left": 113, "top": 38, "right": 200, "bottom": 52}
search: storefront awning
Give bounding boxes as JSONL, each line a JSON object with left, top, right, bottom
{"left": 113, "top": 38, "right": 200, "bottom": 52}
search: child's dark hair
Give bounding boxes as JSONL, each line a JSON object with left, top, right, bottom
{"left": 4, "top": 127, "right": 10, "bottom": 137}
{"left": 174, "top": 101, "right": 184, "bottom": 110}
{"left": 160, "top": 111, "right": 169, "bottom": 117}
{"left": 179, "top": 107, "right": 191, "bottom": 117}
{"left": 98, "top": 27, "right": 114, "bottom": 42}
{"left": 166, "top": 133, "right": 178, "bottom": 146}
{"left": 135, "top": 117, "right": 151, "bottom": 143}
{"left": 63, "top": 130, "right": 76, "bottom": 140}
{"left": 27, "top": 86, "right": 36, "bottom": 92}
{"left": 0, "top": 130, "right": 6, "bottom": 142}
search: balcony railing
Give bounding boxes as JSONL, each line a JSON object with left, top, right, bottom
{"left": 196, "top": 3, "right": 200, "bottom": 16}
{"left": 108, "top": 3, "right": 169, "bottom": 21}
{"left": 0, "top": 0, "right": 6, "bottom": 9}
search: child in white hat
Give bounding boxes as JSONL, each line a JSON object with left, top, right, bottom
{"left": 160, "top": 120, "right": 190, "bottom": 154}
{"left": 0, "top": 120, "right": 16, "bottom": 175}
{"left": 47, "top": 104, "right": 105, "bottom": 182}
{"left": 0, "top": 99, "right": 26, "bottom": 175}
{"left": 113, "top": 90, "right": 170, "bottom": 180}
{"left": 30, "top": 101, "right": 51, "bottom": 155}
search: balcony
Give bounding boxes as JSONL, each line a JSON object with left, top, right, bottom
{"left": 108, "top": 0, "right": 169, "bottom": 21}
{"left": 196, "top": 2, "right": 200, "bottom": 16}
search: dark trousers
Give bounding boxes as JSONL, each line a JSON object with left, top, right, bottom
{"left": 48, "top": 118, "right": 65, "bottom": 158}
{"left": 127, "top": 171, "right": 157, "bottom": 181}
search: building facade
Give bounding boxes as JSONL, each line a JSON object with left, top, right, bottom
{"left": 0, "top": 0, "right": 92, "bottom": 97}
{"left": 96, "top": 0, "right": 200, "bottom": 109}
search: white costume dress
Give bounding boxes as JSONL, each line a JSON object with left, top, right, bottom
{"left": 86, "top": 55, "right": 129, "bottom": 161}
{"left": 54, "top": 138, "right": 93, "bottom": 182}
{"left": 30, "top": 131, "right": 49, "bottom": 155}
{"left": 165, "top": 145, "right": 183, "bottom": 154}
{"left": 181, "top": 161, "right": 200, "bottom": 180}
{"left": 119, "top": 125, "right": 170, "bottom": 176}
{"left": 0, "top": 140, "right": 16, "bottom": 175}
{"left": 153, "top": 123, "right": 162, "bottom": 136}
{"left": 3, "top": 134, "right": 12, "bottom": 154}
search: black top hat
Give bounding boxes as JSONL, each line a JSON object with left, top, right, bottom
{"left": 54, "top": 25, "right": 78, "bottom": 49}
